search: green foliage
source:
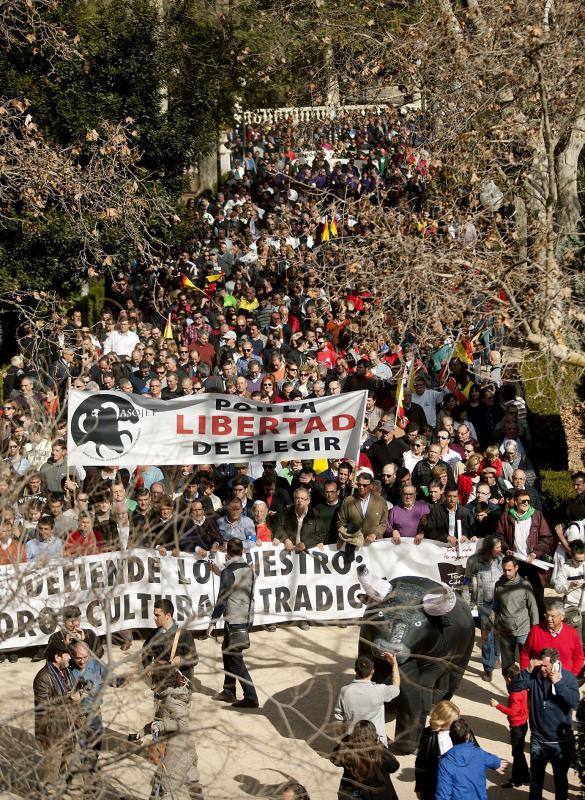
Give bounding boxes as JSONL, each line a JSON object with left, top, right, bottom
{"left": 0, "top": 215, "right": 87, "bottom": 295}
{"left": 521, "top": 354, "right": 582, "bottom": 415}
{"left": 539, "top": 469, "right": 575, "bottom": 520}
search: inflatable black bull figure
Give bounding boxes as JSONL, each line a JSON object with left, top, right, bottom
{"left": 357, "top": 565, "right": 474, "bottom": 755}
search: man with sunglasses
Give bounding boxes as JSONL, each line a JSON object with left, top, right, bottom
{"left": 337, "top": 471, "right": 389, "bottom": 548}
{"left": 496, "top": 490, "right": 553, "bottom": 615}
{"left": 436, "top": 429, "right": 461, "bottom": 466}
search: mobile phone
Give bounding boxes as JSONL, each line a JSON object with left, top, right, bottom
{"left": 552, "top": 661, "right": 561, "bottom": 673}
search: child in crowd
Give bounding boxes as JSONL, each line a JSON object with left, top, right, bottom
{"left": 489, "top": 664, "right": 530, "bottom": 788}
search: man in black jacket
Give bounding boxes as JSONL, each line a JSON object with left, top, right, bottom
{"left": 369, "top": 424, "right": 409, "bottom": 474}
{"left": 141, "top": 599, "right": 201, "bottom": 799}
{"left": 33, "top": 639, "right": 81, "bottom": 792}
{"left": 141, "top": 599, "right": 198, "bottom": 690}
{"left": 412, "top": 443, "right": 455, "bottom": 489}
{"left": 179, "top": 500, "right": 223, "bottom": 554}
{"left": 419, "top": 487, "right": 472, "bottom": 544}
{"left": 275, "top": 488, "right": 327, "bottom": 551}
{"left": 510, "top": 648, "right": 579, "bottom": 799}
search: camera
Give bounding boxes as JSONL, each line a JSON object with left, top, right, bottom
{"left": 127, "top": 732, "right": 142, "bottom": 743}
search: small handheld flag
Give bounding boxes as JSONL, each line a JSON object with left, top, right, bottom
{"left": 163, "top": 313, "right": 174, "bottom": 340}
{"left": 181, "top": 273, "right": 197, "bottom": 290}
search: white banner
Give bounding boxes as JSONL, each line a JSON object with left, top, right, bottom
{"left": 0, "top": 541, "right": 476, "bottom": 651}
{"left": 66, "top": 390, "right": 367, "bottom": 466}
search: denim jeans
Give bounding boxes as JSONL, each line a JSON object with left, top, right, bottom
{"left": 479, "top": 603, "right": 500, "bottom": 672}
{"left": 529, "top": 735, "right": 572, "bottom": 800}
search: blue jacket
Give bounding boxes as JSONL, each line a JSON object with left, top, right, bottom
{"left": 436, "top": 741, "right": 500, "bottom": 800}
{"left": 510, "top": 667, "right": 579, "bottom": 743}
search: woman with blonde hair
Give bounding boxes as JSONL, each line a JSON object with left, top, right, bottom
{"left": 457, "top": 453, "right": 483, "bottom": 504}
{"left": 414, "top": 700, "right": 461, "bottom": 800}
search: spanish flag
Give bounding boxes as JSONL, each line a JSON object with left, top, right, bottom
{"left": 163, "top": 313, "right": 174, "bottom": 340}
{"left": 321, "top": 218, "right": 330, "bottom": 242}
{"left": 206, "top": 273, "right": 223, "bottom": 283}
{"left": 330, "top": 215, "right": 338, "bottom": 237}
{"left": 395, "top": 369, "right": 406, "bottom": 425}
{"left": 452, "top": 340, "right": 474, "bottom": 365}
{"left": 181, "top": 273, "right": 197, "bottom": 290}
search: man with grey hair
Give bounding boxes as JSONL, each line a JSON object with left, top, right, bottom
{"left": 520, "top": 599, "right": 584, "bottom": 677}
{"left": 312, "top": 379, "right": 326, "bottom": 398}
{"left": 511, "top": 469, "right": 542, "bottom": 510}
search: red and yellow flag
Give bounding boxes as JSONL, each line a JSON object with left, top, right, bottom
{"left": 330, "top": 215, "right": 338, "bottom": 237}
{"left": 206, "top": 273, "right": 223, "bottom": 283}
{"left": 181, "top": 273, "right": 197, "bottom": 290}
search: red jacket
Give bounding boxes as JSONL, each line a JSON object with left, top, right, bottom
{"left": 520, "top": 623, "right": 584, "bottom": 676}
{"left": 496, "top": 689, "right": 528, "bottom": 728}
{"left": 63, "top": 529, "right": 104, "bottom": 557}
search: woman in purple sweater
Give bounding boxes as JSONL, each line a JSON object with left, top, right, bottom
{"left": 386, "top": 484, "right": 430, "bottom": 543}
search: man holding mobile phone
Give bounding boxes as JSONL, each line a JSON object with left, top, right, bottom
{"left": 510, "top": 647, "right": 579, "bottom": 800}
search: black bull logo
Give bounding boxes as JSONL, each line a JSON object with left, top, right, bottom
{"left": 70, "top": 395, "right": 140, "bottom": 457}
{"left": 358, "top": 570, "right": 475, "bottom": 754}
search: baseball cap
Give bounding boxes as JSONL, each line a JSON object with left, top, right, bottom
{"left": 223, "top": 331, "right": 237, "bottom": 340}
{"left": 380, "top": 422, "right": 394, "bottom": 433}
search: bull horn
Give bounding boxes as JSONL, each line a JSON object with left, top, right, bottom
{"left": 422, "top": 583, "right": 456, "bottom": 616}
{"left": 357, "top": 565, "right": 392, "bottom": 602}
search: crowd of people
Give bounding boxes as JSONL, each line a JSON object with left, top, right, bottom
{"left": 1, "top": 106, "right": 584, "bottom": 799}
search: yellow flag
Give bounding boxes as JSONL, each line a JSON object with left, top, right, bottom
{"left": 163, "top": 313, "right": 174, "bottom": 340}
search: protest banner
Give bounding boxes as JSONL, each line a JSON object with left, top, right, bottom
{"left": 0, "top": 540, "right": 476, "bottom": 651}
{"left": 66, "top": 390, "right": 368, "bottom": 466}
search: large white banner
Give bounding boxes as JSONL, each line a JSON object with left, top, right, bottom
{"left": 66, "top": 390, "right": 367, "bottom": 466}
{"left": 0, "top": 541, "right": 476, "bottom": 650}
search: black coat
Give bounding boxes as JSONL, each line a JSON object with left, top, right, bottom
{"left": 141, "top": 622, "right": 198, "bottom": 688}
{"left": 369, "top": 439, "right": 409, "bottom": 473}
{"left": 179, "top": 517, "right": 223, "bottom": 552}
{"left": 419, "top": 504, "right": 472, "bottom": 542}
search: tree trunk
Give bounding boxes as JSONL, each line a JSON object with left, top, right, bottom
{"left": 554, "top": 107, "right": 585, "bottom": 238}
{"left": 524, "top": 334, "right": 585, "bottom": 367}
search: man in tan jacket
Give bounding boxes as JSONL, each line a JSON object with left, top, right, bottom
{"left": 336, "top": 471, "right": 389, "bottom": 547}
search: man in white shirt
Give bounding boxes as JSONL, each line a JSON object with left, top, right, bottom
{"left": 411, "top": 376, "right": 448, "bottom": 428}
{"left": 436, "top": 430, "right": 462, "bottom": 465}
{"left": 103, "top": 317, "right": 140, "bottom": 358}
{"left": 334, "top": 653, "right": 400, "bottom": 745}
